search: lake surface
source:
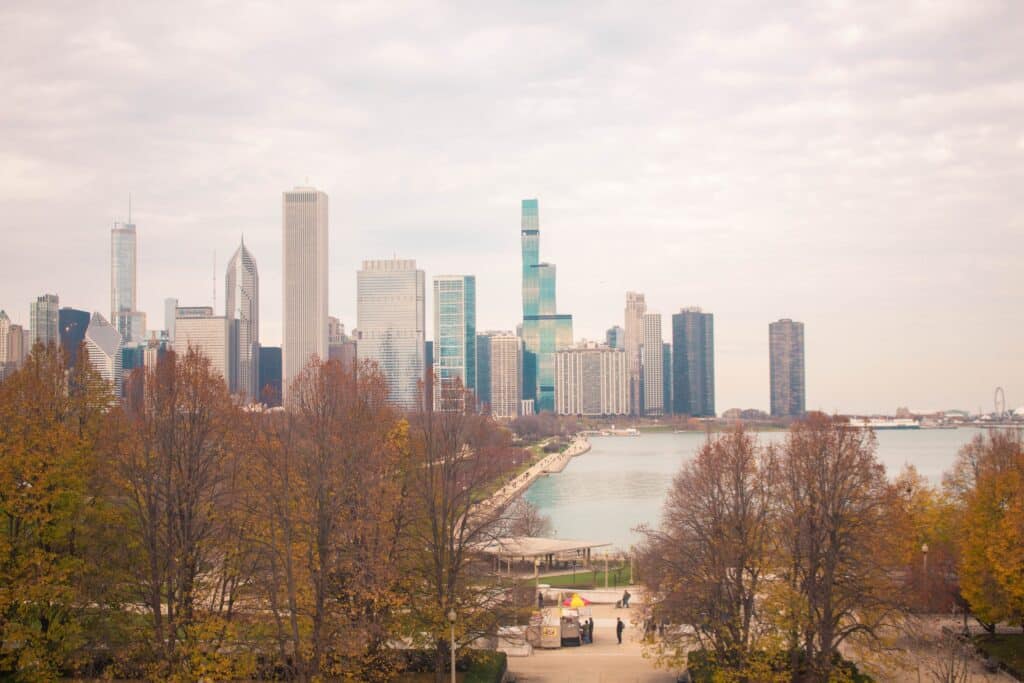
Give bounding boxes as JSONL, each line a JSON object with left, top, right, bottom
{"left": 523, "top": 428, "right": 985, "bottom": 551}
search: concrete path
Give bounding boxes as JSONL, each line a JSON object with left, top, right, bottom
{"left": 508, "top": 604, "right": 678, "bottom": 683}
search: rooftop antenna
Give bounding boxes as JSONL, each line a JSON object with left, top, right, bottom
{"left": 213, "top": 250, "right": 217, "bottom": 311}
{"left": 128, "top": 193, "right": 132, "bottom": 224}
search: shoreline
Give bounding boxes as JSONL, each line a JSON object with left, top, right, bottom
{"left": 480, "top": 435, "right": 590, "bottom": 512}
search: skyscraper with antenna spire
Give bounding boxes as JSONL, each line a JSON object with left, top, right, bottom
{"left": 111, "top": 196, "right": 146, "bottom": 342}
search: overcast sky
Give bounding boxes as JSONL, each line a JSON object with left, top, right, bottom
{"left": 2, "top": 1, "right": 1022, "bottom": 414}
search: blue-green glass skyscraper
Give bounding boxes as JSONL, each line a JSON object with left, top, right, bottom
{"left": 521, "top": 199, "right": 572, "bottom": 413}
{"left": 433, "top": 275, "right": 476, "bottom": 411}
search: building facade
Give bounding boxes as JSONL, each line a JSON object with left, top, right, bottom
{"left": 433, "top": 275, "right": 476, "bottom": 411}
{"left": 84, "top": 312, "right": 123, "bottom": 398}
{"left": 554, "top": 343, "right": 628, "bottom": 416}
{"left": 662, "top": 342, "right": 673, "bottom": 415}
{"left": 624, "top": 292, "right": 647, "bottom": 415}
{"left": 489, "top": 334, "right": 522, "bottom": 419}
{"left": 175, "top": 310, "right": 236, "bottom": 387}
{"left": 59, "top": 307, "right": 91, "bottom": 369}
{"left": 225, "top": 239, "right": 260, "bottom": 399}
{"left": 642, "top": 313, "right": 664, "bottom": 416}
{"left": 672, "top": 307, "right": 716, "bottom": 417}
{"left": 475, "top": 333, "right": 493, "bottom": 413}
{"left": 30, "top": 294, "right": 60, "bottom": 348}
{"left": 357, "top": 258, "right": 426, "bottom": 411}
{"left": 606, "top": 325, "right": 624, "bottom": 349}
{"left": 282, "top": 187, "right": 329, "bottom": 403}
{"left": 0, "top": 310, "right": 9, "bottom": 367}
{"left": 258, "top": 346, "right": 282, "bottom": 407}
{"left": 520, "top": 199, "right": 573, "bottom": 413}
{"left": 769, "top": 318, "right": 806, "bottom": 417}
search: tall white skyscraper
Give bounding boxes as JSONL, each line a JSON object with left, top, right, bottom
{"left": 642, "top": 312, "right": 664, "bottom": 416}
{"left": 357, "top": 258, "right": 425, "bottom": 410}
{"left": 84, "top": 312, "right": 123, "bottom": 398}
{"left": 282, "top": 187, "right": 328, "bottom": 403}
{"left": 30, "top": 293, "right": 59, "bottom": 347}
{"left": 624, "top": 291, "right": 646, "bottom": 415}
{"left": 432, "top": 275, "right": 476, "bottom": 411}
{"left": 225, "top": 239, "right": 259, "bottom": 399}
{"left": 164, "top": 298, "right": 178, "bottom": 343}
{"left": 111, "top": 214, "right": 146, "bottom": 343}
{"left": 489, "top": 334, "right": 522, "bottom": 419}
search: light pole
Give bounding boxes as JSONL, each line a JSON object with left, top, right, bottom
{"left": 447, "top": 608, "right": 457, "bottom": 683}
{"left": 921, "top": 543, "right": 929, "bottom": 606}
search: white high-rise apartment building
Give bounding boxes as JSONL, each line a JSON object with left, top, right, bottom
{"left": 30, "top": 294, "right": 59, "bottom": 347}
{"left": 84, "top": 312, "right": 123, "bottom": 398}
{"left": 111, "top": 217, "right": 146, "bottom": 342}
{"left": 175, "top": 310, "right": 234, "bottom": 386}
{"left": 642, "top": 312, "right": 664, "bottom": 416}
{"left": 225, "top": 239, "right": 259, "bottom": 399}
{"left": 554, "top": 342, "right": 628, "bottom": 416}
{"left": 624, "top": 291, "right": 646, "bottom": 414}
{"left": 357, "top": 259, "right": 425, "bottom": 410}
{"left": 282, "top": 187, "right": 328, "bottom": 403}
{"left": 489, "top": 334, "right": 521, "bottom": 419}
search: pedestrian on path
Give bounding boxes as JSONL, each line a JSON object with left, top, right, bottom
{"left": 537, "top": 591, "right": 543, "bottom": 610}
{"left": 616, "top": 617, "right": 625, "bottom": 644}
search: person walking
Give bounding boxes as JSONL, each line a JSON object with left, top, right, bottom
{"left": 537, "top": 591, "right": 543, "bottom": 610}
{"left": 588, "top": 618, "right": 595, "bottom": 643}
{"left": 616, "top": 617, "right": 625, "bottom": 644}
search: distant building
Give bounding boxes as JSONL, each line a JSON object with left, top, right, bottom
{"left": 605, "top": 325, "right": 624, "bottom": 349}
{"left": 59, "top": 307, "right": 91, "bottom": 369}
{"left": 624, "top": 292, "right": 646, "bottom": 415}
{"left": 111, "top": 216, "right": 146, "bottom": 343}
{"left": 489, "top": 334, "right": 522, "bottom": 419}
{"left": 642, "top": 313, "right": 663, "bottom": 416}
{"left": 328, "top": 340, "right": 357, "bottom": 369}
{"left": 225, "top": 239, "right": 259, "bottom": 399}
{"left": 30, "top": 293, "right": 60, "bottom": 348}
{"left": 8, "top": 324, "right": 26, "bottom": 369}
{"left": 424, "top": 340, "right": 433, "bottom": 410}
{"left": 176, "top": 306, "right": 213, "bottom": 319}
{"left": 433, "top": 275, "right": 476, "bottom": 411}
{"left": 357, "top": 258, "right": 426, "bottom": 410}
{"left": 0, "top": 310, "right": 10, "bottom": 367}
{"left": 175, "top": 309, "right": 236, "bottom": 387}
{"left": 476, "top": 334, "right": 493, "bottom": 413}
{"left": 672, "top": 308, "right": 715, "bottom": 417}
{"left": 328, "top": 316, "right": 345, "bottom": 344}
{"left": 662, "top": 342, "right": 672, "bottom": 415}
{"left": 769, "top": 319, "right": 805, "bottom": 417}
{"left": 258, "top": 346, "right": 282, "bottom": 407}
{"left": 84, "top": 312, "right": 123, "bottom": 398}
{"left": 164, "top": 298, "right": 178, "bottom": 343}
{"left": 520, "top": 199, "right": 573, "bottom": 412}
{"left": 554, "top": 342, "right": 628, "bottom": 416}
{"left": 282, "top": 186, "right": 329, "bottom": 404}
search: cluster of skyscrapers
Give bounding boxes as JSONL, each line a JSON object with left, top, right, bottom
{"left": 0, "top": 192, "right": 806, "bottom": 419}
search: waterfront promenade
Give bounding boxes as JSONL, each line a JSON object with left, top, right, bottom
{"left": 480, "top": 436, "right": 590, "bottom": 513}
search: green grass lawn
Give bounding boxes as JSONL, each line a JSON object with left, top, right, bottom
{"left": 539, "top": 566, "right": 633, "bottom": 588}
{"left": 974, "top": 633, "right": 1024, "bottom": 675}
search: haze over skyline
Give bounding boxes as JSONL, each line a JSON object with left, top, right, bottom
{"left": 2, "top": 2, "right": 1022, "bottom": 414}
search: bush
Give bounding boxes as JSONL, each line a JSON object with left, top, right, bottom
{"left": 685, "top": 649, "right": 874, "bottom": 682}
{"left": 465, "top": 650, "right": 508, "bottom": 682}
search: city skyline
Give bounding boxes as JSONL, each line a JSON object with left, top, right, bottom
{"left": 2, "top": 2, "right": 1022, "bottom": 413}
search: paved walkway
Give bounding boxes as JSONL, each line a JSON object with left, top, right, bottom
{"left": 508, "top": 603, "right": 677, "bottom": 683}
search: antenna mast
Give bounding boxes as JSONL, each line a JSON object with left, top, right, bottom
{"left": 213, "top": 250, "right": 217, "bottom": 311}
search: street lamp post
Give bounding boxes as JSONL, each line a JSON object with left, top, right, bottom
{"left": 447, "top": 609, "right": 457, "bottom": 683}
{"left": 921, "top": 543, "right": 929, "bottom": 606}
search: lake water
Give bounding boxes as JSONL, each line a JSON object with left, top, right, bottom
{"left": 523, "top": 428, "right": 985, "bottom": 551}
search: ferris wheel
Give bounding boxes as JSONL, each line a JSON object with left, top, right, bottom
{"left": 994, "top": 387, "right": 1006, "bottom": 418}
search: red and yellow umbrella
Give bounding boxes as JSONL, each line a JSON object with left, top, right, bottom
{"left": 562, "top": 593, "right": 591, "bottom": 608}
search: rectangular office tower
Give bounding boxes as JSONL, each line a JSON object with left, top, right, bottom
{"left": 357, "top": 259, "right": 426, "bottom": 411}
{"left": 770, "top": 319, "right": 806, "bottom": 417}
{"left": 489, "top": 334, "right": 522, "bottom": 419}
{"left": 624, "top": 292, "right": 646, "bottom": 414}
{"left": 554, "top": 343, "right": 628, "bottom": 416}
{"left": 433, "top": 275, "right": 476, "bottom": 411}
{"left": 111, "top": 216, "right": 146, "bottom": 343}
{"left": 520, "top": 198, "right": 573, "bottom": 413}
{"left": 30, "top": 294, "right": 59, "bottom": 347}
{"left": 672, "top": 307, "right": 716, "bottom": 417}
{"left": 175, "top": 309, "right": 236, "bottom": 388}
{"left": 282, "top": 187, "right": 328, "bottom": 403}
{"left": 642, "top": 312, "right": 664, "bottom": 416}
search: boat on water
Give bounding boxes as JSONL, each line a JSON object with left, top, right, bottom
{"left": 598, "top": 427, "right": 640, "bottom": 437}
